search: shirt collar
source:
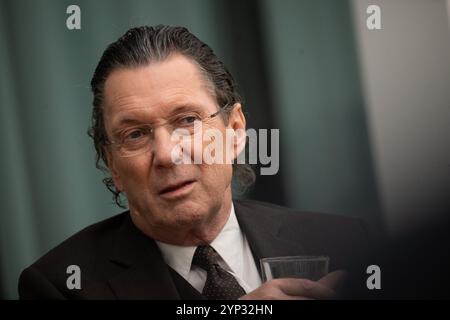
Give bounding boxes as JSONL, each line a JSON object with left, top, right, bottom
{"left": 156, "top": 202, "right": 243, "bottom": 279}
{"left": 209, "top": 203, "right": 244, "bottom": 276}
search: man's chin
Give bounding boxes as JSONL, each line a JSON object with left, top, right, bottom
{"left": 172, "top": 206, "right": 206, "bottom": 225}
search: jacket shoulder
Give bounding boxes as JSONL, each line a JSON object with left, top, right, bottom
{"left": 235, "top": 199, "right": 368, "bottom": 227}
{"left": 234, "top": 199, "right": 375, "bottom": 267}
{"left": 19, "top": 211, "right": 129, "bottom": 299}
{"left": 33, "top": 211, "right": 129, "bottom": 268}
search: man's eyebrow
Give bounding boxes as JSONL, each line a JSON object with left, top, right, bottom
{"left": 113, "top": 104, "right": 206, "bottom": 127}
{"left": 168, "top": 104, "right": 204, "bottom": 115}
{"left": 113, "top": 118, "right": 142, "bottom": 127}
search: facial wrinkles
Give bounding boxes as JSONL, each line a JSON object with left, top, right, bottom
{"left": 103, "top": 56, "right": 218, "bottom": 134}
{"left": 106, "top": 91, "right": 216, "bottom": 137}
{"left": 99, "top": 56, "right": 235, "bottom": 245}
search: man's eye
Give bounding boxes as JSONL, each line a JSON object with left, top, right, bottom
{"left": 179, "top": 115, "right": 200, "bottom": 126}
{"left": 124, "top": 129, "right": 148, "bottom": 141}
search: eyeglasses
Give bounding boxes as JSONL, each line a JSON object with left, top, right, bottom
{"left": 106, "top": 104, "right": 234, "bottom": 158}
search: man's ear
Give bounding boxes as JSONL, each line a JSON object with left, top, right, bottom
{"left": 105, "top": 147, "right": 123, "bottom": 192}
{"left": 227, "top": 103, "right": 247, "bottom": 161}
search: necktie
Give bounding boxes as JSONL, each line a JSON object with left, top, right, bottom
{"left": 192, "top": 245, "right": 246, "bottom": 300}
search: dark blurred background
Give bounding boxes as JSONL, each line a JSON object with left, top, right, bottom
{"left": 1, "top": 0, "right": 449, "bottom": 299}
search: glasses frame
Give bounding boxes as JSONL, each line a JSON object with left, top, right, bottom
{"left": 105, "top": 103, "right": 235, "bottom": 158}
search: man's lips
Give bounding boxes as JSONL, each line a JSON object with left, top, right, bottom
{"left": 158, "top": 180, "right": 196, "bottom": 196}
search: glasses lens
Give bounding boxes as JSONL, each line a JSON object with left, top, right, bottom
{"left": 114, "top": 107, "right": 228, "bottom": 157}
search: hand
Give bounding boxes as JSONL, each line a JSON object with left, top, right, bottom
{"left": 239, "top": 270, "right": 347, "bottom": 300}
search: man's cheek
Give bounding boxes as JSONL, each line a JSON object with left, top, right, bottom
{"left": 199, "top": 164, "right": 228, "bottom": 190}
{"left": 118, "top": 163, "right": 148, "bottom": 192}
{"left": 119, "top": 157, "right": 148, "bottom": 176}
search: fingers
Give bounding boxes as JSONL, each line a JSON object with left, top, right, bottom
{"left": 273, "top": 278, "right": 337, "bottom": 300}
{"left": 240, "top": 272, "right": 346, "bottom": 300}
{"left": 239, "top": 281, "right": 293, "bottom": 300}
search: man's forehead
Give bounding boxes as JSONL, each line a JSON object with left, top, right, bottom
{"left": 109, "top": 104, "right": 208, "bottom": 127}
{"left": 104, "top": 55, "right": 205, "bottom": 102}
{"left": 102, "top": 54, "right": 216, "bottom": 121}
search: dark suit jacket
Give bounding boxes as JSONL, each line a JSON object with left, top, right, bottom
{"left": 18, "top": 200, "right": 372, "bottom": 299}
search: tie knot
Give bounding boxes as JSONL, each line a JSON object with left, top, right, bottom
{"left": 192, "top": 245, "right": 219, "bottom": 271}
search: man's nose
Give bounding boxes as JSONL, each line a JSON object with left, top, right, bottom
{"left": 151, "top": 126, "right": 179, "bottom": 168}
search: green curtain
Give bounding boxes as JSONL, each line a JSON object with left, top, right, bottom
{"left": 261, "top": 0, "right": 380, "bottom": 219}
{"left": 0, "top": 0, "right": 379, "bottom": 299}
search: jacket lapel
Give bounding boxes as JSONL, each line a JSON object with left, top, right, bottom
{"left": 107, "top": 213, "right": 181, "bottom": 299}
{"left": 234, "top": 201, "right": 306, "bottom": 275}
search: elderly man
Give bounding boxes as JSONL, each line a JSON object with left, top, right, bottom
{"left": 18, "top": 25, "right": 370, "bottom": 299}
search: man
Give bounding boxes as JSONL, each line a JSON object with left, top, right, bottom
{"left": 18, "top": 25, "right": 371, "bottom": 299}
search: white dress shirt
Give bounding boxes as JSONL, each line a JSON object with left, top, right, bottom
{"left": 156, "top": 202, "right": 262, "bottom": 294}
